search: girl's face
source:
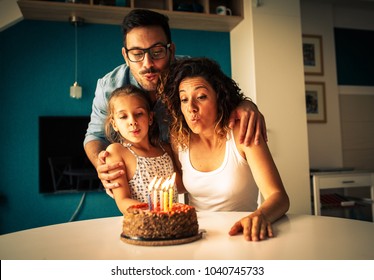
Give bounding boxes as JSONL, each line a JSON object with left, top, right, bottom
{"left": 179, "top": 77, "right": 218, "bottom": 135}
{"left": 111, "top": 95, "right": 153, "bottom": 144}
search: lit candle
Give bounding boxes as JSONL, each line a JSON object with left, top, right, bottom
{"left": 159, "top": 179, "right": 164, "bottom": 211}
{"left": 160, "top": 177, "right": 170, "bottom": 212}
{"left": 154, "top": 177, "right": 162, "bottom": 211}
{"left": 163, "top": 183, "right": 168, "bottom": 212}
{"left": 148, "top": 177, "right": 156, "bottom": 211}
{"left": 169, "top": 172, "right": 176, "bottom": 210}
{"left": 147, "top": 193, "right": 152, "bottom": 211}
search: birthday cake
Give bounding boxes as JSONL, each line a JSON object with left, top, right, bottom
{"left": 122, "top": 203, "right": 199, "bottom": 240}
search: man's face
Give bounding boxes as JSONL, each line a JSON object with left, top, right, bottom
{"left": 122, "top": 26, "right": 175, "bottom": 93}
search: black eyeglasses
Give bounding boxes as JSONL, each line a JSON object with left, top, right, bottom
{"left": 125, "top": 44, "right": 171, "bottom": 62}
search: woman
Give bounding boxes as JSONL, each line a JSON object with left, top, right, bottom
{"left": 160, "top": 58, "right": 290, "bottom": 241}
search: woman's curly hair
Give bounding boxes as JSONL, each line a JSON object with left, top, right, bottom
{"left": 158, "top": 57, "right": 248, "bottom": 150}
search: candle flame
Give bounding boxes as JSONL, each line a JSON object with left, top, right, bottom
{"left": 169, "top": 172, "right": 176, "bottom": 189}
{"left": 161, "top": 176, "right": 169, "bottom": 190}
{"left": 154, "top": 177, "right": 163, "bottom": 190}
{"left": 148, "top": 176, "right": 157, "bottom": 191}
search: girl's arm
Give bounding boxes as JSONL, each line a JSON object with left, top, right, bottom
{"left": 105, "top": 143, "right": 142, "bottom": 214}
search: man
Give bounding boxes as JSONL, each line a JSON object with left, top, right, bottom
{"left": 84, "top": 9, "right": 266, "bottom": 190}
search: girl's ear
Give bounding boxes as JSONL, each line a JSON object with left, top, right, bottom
{"left": 111, "top": 118, "right": 119, "bottom": 132}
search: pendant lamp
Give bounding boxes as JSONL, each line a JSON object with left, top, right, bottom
{"left": 69, "top": 16, "right": 84, "bottom": 99}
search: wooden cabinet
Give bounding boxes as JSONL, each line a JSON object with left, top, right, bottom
{"left": 17, "top": 0, "right": 244, "bottom": 32}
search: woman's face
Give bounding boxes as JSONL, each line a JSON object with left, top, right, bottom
{"left": 179, "top": 77, "right": 218, "bottom": 134}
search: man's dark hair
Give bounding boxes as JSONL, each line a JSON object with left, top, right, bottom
{"left": 122, "top": 9, "right": 172, "bottom": 47}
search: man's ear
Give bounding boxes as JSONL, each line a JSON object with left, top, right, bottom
{"left": 169, "top": 42, "right": 176, "bottom": 61}
{"left": 122, "top": 47, "right": 129, "bottom": 65}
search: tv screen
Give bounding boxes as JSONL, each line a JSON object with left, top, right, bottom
{"left": 39, "top": 116, "right": 101, "bottom": 193}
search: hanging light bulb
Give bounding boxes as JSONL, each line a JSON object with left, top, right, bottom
{"left": 70, "top": 82, "right": 82, "bottom": 99}
{"left": 69, "top": 16, "right": 84, "bottom": 99}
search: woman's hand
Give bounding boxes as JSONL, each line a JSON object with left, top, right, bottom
{"left": 96, "top": 150, "right": 125, "bottom": 197}
{"left": 229, "top": 100, "right": 267, "bottom": 146}
{"left": 228, "top": 211, "right": 274, "bottom": 241}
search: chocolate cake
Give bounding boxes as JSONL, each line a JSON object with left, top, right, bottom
{"left": 122, "top": 203, "right": 199, "bottom": 240}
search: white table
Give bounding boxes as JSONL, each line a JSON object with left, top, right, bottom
{"left": 0, "top": 212, "right": 373, "bottom": 260}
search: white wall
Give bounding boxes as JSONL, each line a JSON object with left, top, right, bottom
{"left": 300, "top": 1, "right": 344, "bottom": 169}
{"left": 333, "top": 3, "right": 374, "bottom": 171}
{"left": 300, "top": 0, "right": 374, "bottom": 169}
{"left": 231, "top": 0, "right": 311, "bottom": 215}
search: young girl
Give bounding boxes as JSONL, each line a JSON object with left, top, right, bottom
{"left": 104, "top": 85, "right": 180, "bottom": 214}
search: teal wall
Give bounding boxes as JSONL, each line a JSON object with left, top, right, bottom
{"left": 0, "top": 20, "right": 231, "bottom": 234}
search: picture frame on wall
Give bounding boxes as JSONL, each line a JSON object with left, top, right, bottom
{"left": 302, "top": 34, "right": 324, "bottom": 75}
{"left": 305, "top": 82, "right": 326, "bottom": 123}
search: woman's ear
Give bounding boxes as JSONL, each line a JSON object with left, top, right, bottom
{"left": 149, "top": 112, "right": 154, "bottom": 126}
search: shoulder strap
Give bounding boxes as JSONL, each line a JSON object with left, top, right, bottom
{"left": 159, "top": 143, "right": 166, "bottom": 153}
{"left": 123, "top": 143, "right": 138, "bottom": 157}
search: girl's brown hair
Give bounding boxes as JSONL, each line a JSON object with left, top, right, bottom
{"left": 105, "top": 85, "right": 159, "bottom": 146}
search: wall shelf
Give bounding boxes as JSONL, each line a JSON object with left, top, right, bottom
{"left": 17, "top": 0, "right": 244, "bottom": 32}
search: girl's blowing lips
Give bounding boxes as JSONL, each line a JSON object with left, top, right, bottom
{"left": 130, "top": 128, "right": 141, "bottom": 135}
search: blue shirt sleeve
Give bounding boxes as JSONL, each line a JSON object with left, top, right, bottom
{"left": 84, "top": 64, "right": 133, "bottom": 147}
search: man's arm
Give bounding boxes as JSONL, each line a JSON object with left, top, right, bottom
{"left": 84, "top": 139, "right": 107, "bottom": 169}
{"left": 229, "top": 99, "right": 267, "bottom": 146}
{"left": 84, "top": 139, "right": 124, "bottom": 191}
{"left": 84, "top": 71, "right": 127, "bottom": 190}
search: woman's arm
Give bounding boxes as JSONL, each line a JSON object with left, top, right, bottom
{"left": 242, "top": 137, "right": 289, "bottom": 222}
{"left": 229, "top": 125, "right": 289, "bottom": 241}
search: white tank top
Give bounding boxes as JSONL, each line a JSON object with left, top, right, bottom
{"left": 178, "top": 130, "right": 258, "bottom": 211}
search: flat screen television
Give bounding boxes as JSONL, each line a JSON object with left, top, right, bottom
{"left": 39, "top": 116, "right": 101, "bottom": 193}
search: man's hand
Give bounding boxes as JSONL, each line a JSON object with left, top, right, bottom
{"left": 229, "top": 100, "right": 267, "bottom": 146}
{"left": 96, "top": 150, "right": 124, "bottom": 197}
